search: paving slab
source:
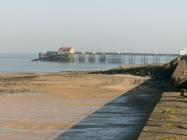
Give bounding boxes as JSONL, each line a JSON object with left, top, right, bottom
{"left": 139, "top": 92, "right": 187, "bottom": 140}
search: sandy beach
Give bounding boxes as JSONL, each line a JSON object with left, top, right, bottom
{"left": 0, "top": 73, "right": 146, "bottom": 140}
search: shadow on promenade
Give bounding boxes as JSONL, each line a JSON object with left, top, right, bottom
{"left": 55, "top": 80, "right": 169, "bottom": 140}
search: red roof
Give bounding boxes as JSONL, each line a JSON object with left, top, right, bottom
{"left": 58, "top": 47, "right": 73, "bottom": 52}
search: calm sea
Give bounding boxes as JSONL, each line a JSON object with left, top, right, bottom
{"left": 0, "top": 53, "right": 176, "bottom": 73}
{"left": 0, "top": 53, "right": 121, "bottom": 72}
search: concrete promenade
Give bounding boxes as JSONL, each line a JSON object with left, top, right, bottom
{"left": 138, "top": 92, "right": 187, "bottom": 140}
{"left": 55, "top": 82, "right": 163, "bottom": 140}
{"left": 139, "top": 56, "right": 187, "bottom": 139}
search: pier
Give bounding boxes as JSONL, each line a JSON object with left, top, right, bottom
{"left": 33, "top": 51, "right": 179, "bottom": 65}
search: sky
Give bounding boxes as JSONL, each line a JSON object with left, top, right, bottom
{"left": 0, "top": 0, "right": 187, "bottom": 54}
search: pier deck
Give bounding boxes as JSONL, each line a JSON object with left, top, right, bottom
{"left": 34, "top": 52, "right": 179, "bottom": 65}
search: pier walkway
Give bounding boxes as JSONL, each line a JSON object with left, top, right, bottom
{"left": 34, "top": 52, "right": 178, "bottom": 65}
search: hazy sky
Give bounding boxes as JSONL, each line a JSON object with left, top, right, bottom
{"left": 0, "top": 0, "right": 187, "bottom": 53}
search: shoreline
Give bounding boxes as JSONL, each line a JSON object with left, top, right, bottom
{"left": 0, "top": 72, "right": 147, "bottom": 140}
{"left": 0, "top": 59, "right": 184, "bottom": 140}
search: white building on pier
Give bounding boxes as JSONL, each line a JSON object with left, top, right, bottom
{"left": 179, "top": 49, "right": 187, "bottom": 56}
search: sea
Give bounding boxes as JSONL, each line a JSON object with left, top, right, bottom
{"left": 0, "top": 53, "right": 176, "bottom": 73}
{"left": 0, "top": 53, "right": 121, "bottom": 72}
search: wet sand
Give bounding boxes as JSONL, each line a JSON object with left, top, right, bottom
{"left": 0, "top": 73, "right": 146, "bottom": 140}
